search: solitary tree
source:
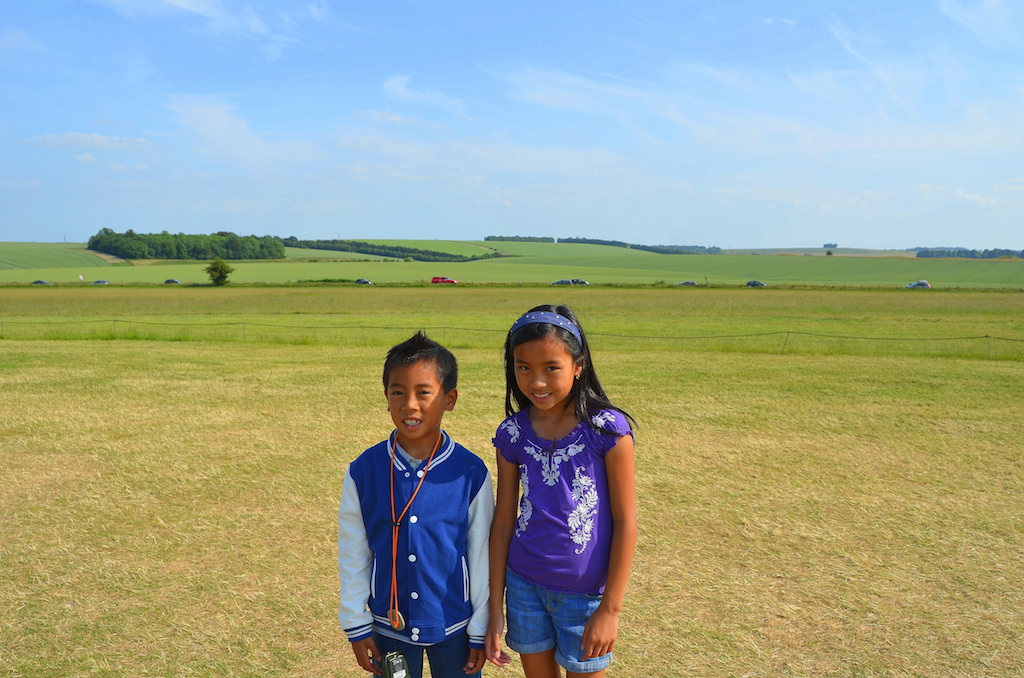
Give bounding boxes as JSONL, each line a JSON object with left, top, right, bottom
{"left": 206, "top": 258, "right": 234, "bottom": 286}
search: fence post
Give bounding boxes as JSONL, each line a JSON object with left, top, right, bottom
{"left": 112, "top": 319, "right": 117, "bottom": 336}
{"left": 781, "top": 331, "right": 791, "bottom": 354}
{"left": 987, "top": 334, "right": 991, "bottom": 360}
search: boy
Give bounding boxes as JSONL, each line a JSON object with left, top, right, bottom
{"left": 339, "top": 332, "right": 493, "bottom": 677}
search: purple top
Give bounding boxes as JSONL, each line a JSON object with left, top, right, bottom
{"left": 493, "top": 408, "right": 632, "bottom": 595}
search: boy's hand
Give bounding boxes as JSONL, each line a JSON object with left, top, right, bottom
{"left": 464, "top": 647, "right": 487, "bottom": 673}
{"left": 485, "top": 611, "right": 512, "bottom": 667}
{"left": 350, "top": 637, "right": 383, "bottom": 675}
{"left": 580, "top": 605, "right": 619, "bottom": 660}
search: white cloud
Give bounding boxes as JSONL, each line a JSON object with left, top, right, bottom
{"left": 169, "top": 96, "right": 323, "bottom": 168}
{"left": 1, "top": 28, "right": 41, "bottom": 55}
{"left": 27, "top": 132, "right": 155, "bottom": 150}
{"left": 356, "top": 110, "right": 445, "bottom": 129}
{"left": 384, "top": 76, "right": 467, "bottom": 118}
{"left": 939, "top": 0, "right": 1022, "bottom": 50}
{"left": 993, "top": 177, "right": 1024, "bottom": 192}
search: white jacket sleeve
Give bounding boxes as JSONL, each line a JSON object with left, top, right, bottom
{"left": 338, "top": 466, "right": 374, "bottom": 641}
{"left": 465, "top": 469, "right": 495, "bottom": 647}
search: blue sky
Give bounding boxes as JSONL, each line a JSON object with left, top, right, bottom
{"left": 2, "top": 1, "right": 1022, "bottom": 248}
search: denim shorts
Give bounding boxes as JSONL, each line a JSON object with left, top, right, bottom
{"left": 504, "top": 568, "right": 613, "bottom": 673}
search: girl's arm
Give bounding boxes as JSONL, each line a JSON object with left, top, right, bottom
{"left": 581, "top": 434, "right": 638, "bottom": 660}
{"left": 486, "top": 451, "right": 520, "bottom": 666}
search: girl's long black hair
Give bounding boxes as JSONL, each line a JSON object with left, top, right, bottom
{"left": 504, "top": 304, "right": 635, "bottom": 432}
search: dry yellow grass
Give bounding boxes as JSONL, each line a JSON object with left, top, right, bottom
{"left": 2, "top": 336, "right": 1022, "bottom": 677}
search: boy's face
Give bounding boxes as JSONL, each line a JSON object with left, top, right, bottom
{"left": 385, "top": 359, "right": 457, "bottom": 457}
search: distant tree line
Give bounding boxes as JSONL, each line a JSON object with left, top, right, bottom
{"left": 485, "top": 235, "right": 556, "bottom": 243}
{"left": 281, "top": 237, "right": 510, "bottom": 262}
{"left": 88, "top": 229, "right": 285, "bottom": 260}
{"left": 916, "top": 248, "right": 1023, "bottom": 259}
{"left": 557, "top": 237, "right": 722, "bottom": 254}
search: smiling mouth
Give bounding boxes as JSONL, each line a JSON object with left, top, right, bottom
{"left": 403, "top": 419, "right": 421, "bottom": 427}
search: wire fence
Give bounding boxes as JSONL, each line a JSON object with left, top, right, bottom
{"left": 2, "top": 318, "right": 1023, "bottom": 361}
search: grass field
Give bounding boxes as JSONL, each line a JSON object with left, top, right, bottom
{"left": 0, "top": 242, "right": 113, "bottom": 271}
{"left": 1, "top": 287, "right": 1022, "bottom": 361}
{"left": 2, "top": 287, "right": 1023, "bottom": 676}
{"left": 3, "top": 241, "right": 1023, "bottom": 288}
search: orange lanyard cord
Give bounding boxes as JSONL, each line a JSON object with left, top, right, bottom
{"left": 389, "top": 431, "right": 443, "bottom": 628}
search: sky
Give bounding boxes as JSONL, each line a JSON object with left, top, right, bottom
{"left": 2, "top": 1, "right": 1023, "bottom": 249}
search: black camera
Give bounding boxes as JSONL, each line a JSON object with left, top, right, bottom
{"left": 382, "top": 651, "right": 409, "bottom": 678}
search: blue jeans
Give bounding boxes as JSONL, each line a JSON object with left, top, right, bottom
{"left": 372, "top": 630, "right": 480, "bottom": 678}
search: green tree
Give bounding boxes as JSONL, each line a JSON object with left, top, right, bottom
{"left": 205, "top": 258, "right": 234, "bottom": 286}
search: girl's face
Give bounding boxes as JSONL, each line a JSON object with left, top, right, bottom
{"left": 512, "top": 334, "right": 582, "bottom": 413}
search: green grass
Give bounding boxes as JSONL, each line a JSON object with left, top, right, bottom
{"left": 3, "top": 242, "right": 1024, "bottom": 288}
{"left": 0, "top": 242, "right": 112, "bottom": 271}
{"left": 2, "top": 329, "right": 1022, "bottom": 676}
{"left": 1, "top": 287, "right": 1023, "bottom": 360}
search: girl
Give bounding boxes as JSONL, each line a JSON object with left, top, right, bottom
{"left": 486, "top": 305, "right": 637, "bottom": 678}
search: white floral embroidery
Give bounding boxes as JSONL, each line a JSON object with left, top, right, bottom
{"left": 524, "top": 436, "right": 586, "bottom": 486}
{"left": 590, "top": 411, "right": 615, "bottom": 429}
{"left": 567, "top": 467, "right": 598, "bottom": 553}
{"left": 501, "top": 418, "right": 522, "bottom": 444}
{"left": 516, "top": 464, "right": 532, "bottom": 536}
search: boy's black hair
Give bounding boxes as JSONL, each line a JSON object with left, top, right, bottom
{"left": 503, "top": 304, "right": 634, "bottom": 431}
{"left": 383, "top": 331, "right": 458, "bottom": 393}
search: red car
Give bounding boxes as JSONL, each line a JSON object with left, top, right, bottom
{"left": 431, "top": 276, "right": 458, "bottom": 284}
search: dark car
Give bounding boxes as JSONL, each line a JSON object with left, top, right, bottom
{"left": 550, "top": 279, "right": 572, "bottom": 285}
{"left": 906, "top": 280, "right": 932, "bottom": 289}
{"left": 746, "top": 280, "right": 767, "bottom": 288}
{"left": 165, "top": 279, "right": 182, "bottom": 285}
{"left": 355, "top": 278, "right": 372, "bottom": 285}
{"left": 676, "top": 281, "right": 697, "bottom": 286}
{"left": 31, "top": 280, "right": 52, "bottom": 285}
{"left": 571, "top": 279, "right": 590, "bottom": 286}
{"left": 91, "top": 280, "right": 110, "bottom": 285}
{"left": 431, "top": 276, "right": 458, "bottom": 284}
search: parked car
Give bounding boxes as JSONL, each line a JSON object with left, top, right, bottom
{"left": 746, "top": 280, "right": 767, "bottom": 288}
{"left": 165, "top": 279, "right": 182, "bottom": 285}
{"left": 431, "top": 276, "right": 458, "bottom": 284}
{"left": 31, "top": 280, "right": 52, "bottom": 285}
{"left": 550, "top": 279, "right": 573, "bottom": 285}
{"left": 355, "top": 278, "right": 372, "bottom": 285}
{"left": 571, "top": 279, "right": 590, "bottom": 286}
{"left": 676, "top": 281, "right": 697, "bottom": 286}
{"left": 91, "top": 280, "right": 110, "bottom": 285}
{"left": 906, "top": 280, "right": 932, "bottom": 289}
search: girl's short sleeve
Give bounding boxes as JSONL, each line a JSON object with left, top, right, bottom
{"left": 492, "top": 415, "right": 523, "bottom": 464}
{"left": 589, "top": 409, "right": 633, "bottom": 456}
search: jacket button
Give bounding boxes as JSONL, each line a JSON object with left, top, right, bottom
{"left": 410, "top": 516, "right": 418, "bottom": 523}
{"left": 408, "top": 554, "right": 417, "bottom": 562}
{"left": 411, "top": 591, "right": 419, "bottom": 599}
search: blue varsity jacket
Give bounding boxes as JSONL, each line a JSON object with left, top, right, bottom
{"left": 338, "top": 430, "right": 493, "bottom": 648}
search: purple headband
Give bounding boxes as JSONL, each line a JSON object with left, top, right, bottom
{"left": 508, "top": 311, "right": 583, "bottom": 344}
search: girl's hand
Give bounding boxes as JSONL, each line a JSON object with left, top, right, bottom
{"left": 580, "top": 604, "right": 620, "bottom": 660}
{"left": 485, "top": 611, "right": 512, "bottom": 667}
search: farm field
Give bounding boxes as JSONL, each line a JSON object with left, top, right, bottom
{"left": 0, "top": 242, "right": 113, "bottom": 271}
{"left": 2, "top": 287, "right": 1022, "bottom": 677}
{"left": 2, "top": 241, "right": 1023, "bottom": 288}
{"left": 1, "top": 287, "right": 1023, "bottom": 360}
